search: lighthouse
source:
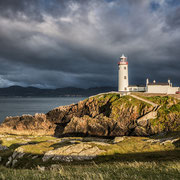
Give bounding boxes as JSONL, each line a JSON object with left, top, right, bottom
{"left": 118, "top": 54, "right": 129, "bottom": 92}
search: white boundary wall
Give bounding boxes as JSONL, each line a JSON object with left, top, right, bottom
{"left": 147, "top": 85, "right": 179, "bottom": 94}
{"left": 167, "top": 87, "right": 179, "bottom": 94}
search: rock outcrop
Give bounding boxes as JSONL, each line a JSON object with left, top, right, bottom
{"left": 0, "top": 113, "right": 56, "bottom": 135}
{"left": 0, "top": 134, "right": 179, "bottom": 167}
{"left": 42, "top": 143, "right": 105, "bottom": 162}
{"left": 0, "top": 93, "right": 179, "bottom": 137}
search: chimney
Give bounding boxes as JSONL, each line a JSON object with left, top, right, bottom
{"left": 168, "top": 78, "right": 171, "bottom": 85}
{"left": 146, "top": 78, "right": 149, "bottom": 85}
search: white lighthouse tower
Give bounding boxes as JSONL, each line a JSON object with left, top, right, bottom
{"left": 118, "top": 54, "right": 129, "bottom": 92}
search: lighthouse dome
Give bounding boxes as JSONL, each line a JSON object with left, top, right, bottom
{"left": 120, "top": 54, "right": 126, "bottom": 59}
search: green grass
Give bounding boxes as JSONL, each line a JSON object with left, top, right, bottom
{"left": 92, "top": 94, "right": 153, "bottom": 121}
{"left": 138, "top": 95, "right": 179, "bottom": 108}
{"left": 133, "top": 95, "right": 180, "bottom": 132}
{"left": 0, "top": 161, "right": 180, "bottom": 180}
{"left": 0, "top": 132, "right": 180, "bottom": 179}
{"left": 0, "top": 134, "right": 179, "bottom": 168}
{"left": 97, "top": 137, "right": 175, "bottom": 156}
{"left": 0, "top": 135, "right": 58, "bottom": 147}
{"left": 151, "top": 101, "right": 180, "bottom": 131}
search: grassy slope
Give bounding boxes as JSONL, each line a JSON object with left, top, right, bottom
{"left": 0, "top": 134, "right": 179, "bottom": 167}
{"left": 136, "top": 95, "right": 180, "bottom": 132}
{"left": 0, "top": 161, "right": 180, "bottom": 180}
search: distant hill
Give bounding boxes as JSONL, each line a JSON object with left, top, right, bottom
{"left": 0, "top": 86, "right": 116, "bottom": 97}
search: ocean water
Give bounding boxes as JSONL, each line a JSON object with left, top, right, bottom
{"left": 0, "top": 97, "right": 86, "bottom": 123}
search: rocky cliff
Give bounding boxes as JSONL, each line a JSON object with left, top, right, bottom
{"left": 0, "top": 93, "right": 179, "bottom": 137}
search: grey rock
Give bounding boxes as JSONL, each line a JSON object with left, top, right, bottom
{"left": 43, "top": 142, "right": 105, "bottom": 162}
{"left": 15, "top": 147, "right": 24, "bottom": 153}
{"left": 32, "top": 155, "right": 39, "bottom": 159}
{"left": 17, "top": 152, "right": 25, "bottom": 159}
{"left": 37, "top": 166, "right": 45, "bottom": 171}
{"left": 0, "top": 144, "right": 8, "bottom": 151}
{"left": 12, "top": 159, "right": 18, "bottom": 167}
{"left": 137, "top": 119, "right": 148, "bottom": 127}
{"left": 113, "top": 137, "right": 125, "bottom": 143}
{"left": 6, "top": 156, "right": 12, "bottom": 166}
{"left": 12, "top": 151, "right": 18, "bottom": 159}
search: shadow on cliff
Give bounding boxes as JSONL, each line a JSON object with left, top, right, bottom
{"left": 99, "top": 100, "right": 112, "bottom": 117}
{"left": 54, "top": 131, "right": 116, "bottom": 139}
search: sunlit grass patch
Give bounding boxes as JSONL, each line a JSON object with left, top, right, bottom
{"left": 97, "top": 136, "right": 176, "bottom": 156}
{"left": 15, "top": 141, "right": 55, "bottom": 155}
{"left": 0, "top": 135, "right": 58, "bottom": 148}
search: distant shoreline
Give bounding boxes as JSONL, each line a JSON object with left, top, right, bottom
{"left": 0, "top": 95, "right": 87, "bottom": 98}
{"left": 0, "top": 85, "right": 116, "bottom": 97}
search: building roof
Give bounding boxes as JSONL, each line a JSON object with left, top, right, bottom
{"left": 148, "top": 83, "right": 169, "bottom": 86}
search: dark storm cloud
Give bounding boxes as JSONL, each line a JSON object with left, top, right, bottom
{"left": 0, "top": 0, "right": 179, "bottom": 88}
{"left": 166, "top": 6, "right": 180, "bottom": 29}
{"left": 0, "top": 0, "right": 91, "bottom": 21}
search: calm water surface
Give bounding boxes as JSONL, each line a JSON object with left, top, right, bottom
{"left": 0, "top": 97, "right": 86, "bottom": 123}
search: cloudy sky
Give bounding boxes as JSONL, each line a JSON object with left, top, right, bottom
{"left": 0, "top": 0, "right": 179, "bottom": 88}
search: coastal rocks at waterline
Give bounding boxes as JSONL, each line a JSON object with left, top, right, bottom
{"left": 0, "top": 113, "right": 57, "bottom": 135}
{"left": 0, "top": 93, "right": 179, "bottom": 137}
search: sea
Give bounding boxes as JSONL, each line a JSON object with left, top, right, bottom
{"left": 0, "top": 97, "right": 87, "bottom": 123}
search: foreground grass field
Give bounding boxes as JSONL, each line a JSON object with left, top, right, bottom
{"left": 0, "top": 160, "right": 180, "bottom": 180}
{"left": 0, "top": 133, "right": 180, "bottom": 180}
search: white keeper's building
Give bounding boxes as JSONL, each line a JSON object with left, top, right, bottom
{"left": 118, "top": 54, "right": 179, "bottom": 94}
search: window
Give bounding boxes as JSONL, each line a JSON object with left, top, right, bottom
{"left": 124, "top": 67, "right": 126, "bottom": 70}
{"left": 124, "top": 87, "right": 127, "bottom": 90}
{"left": 124, "top": 76, "right": 126, "bottom": 79}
